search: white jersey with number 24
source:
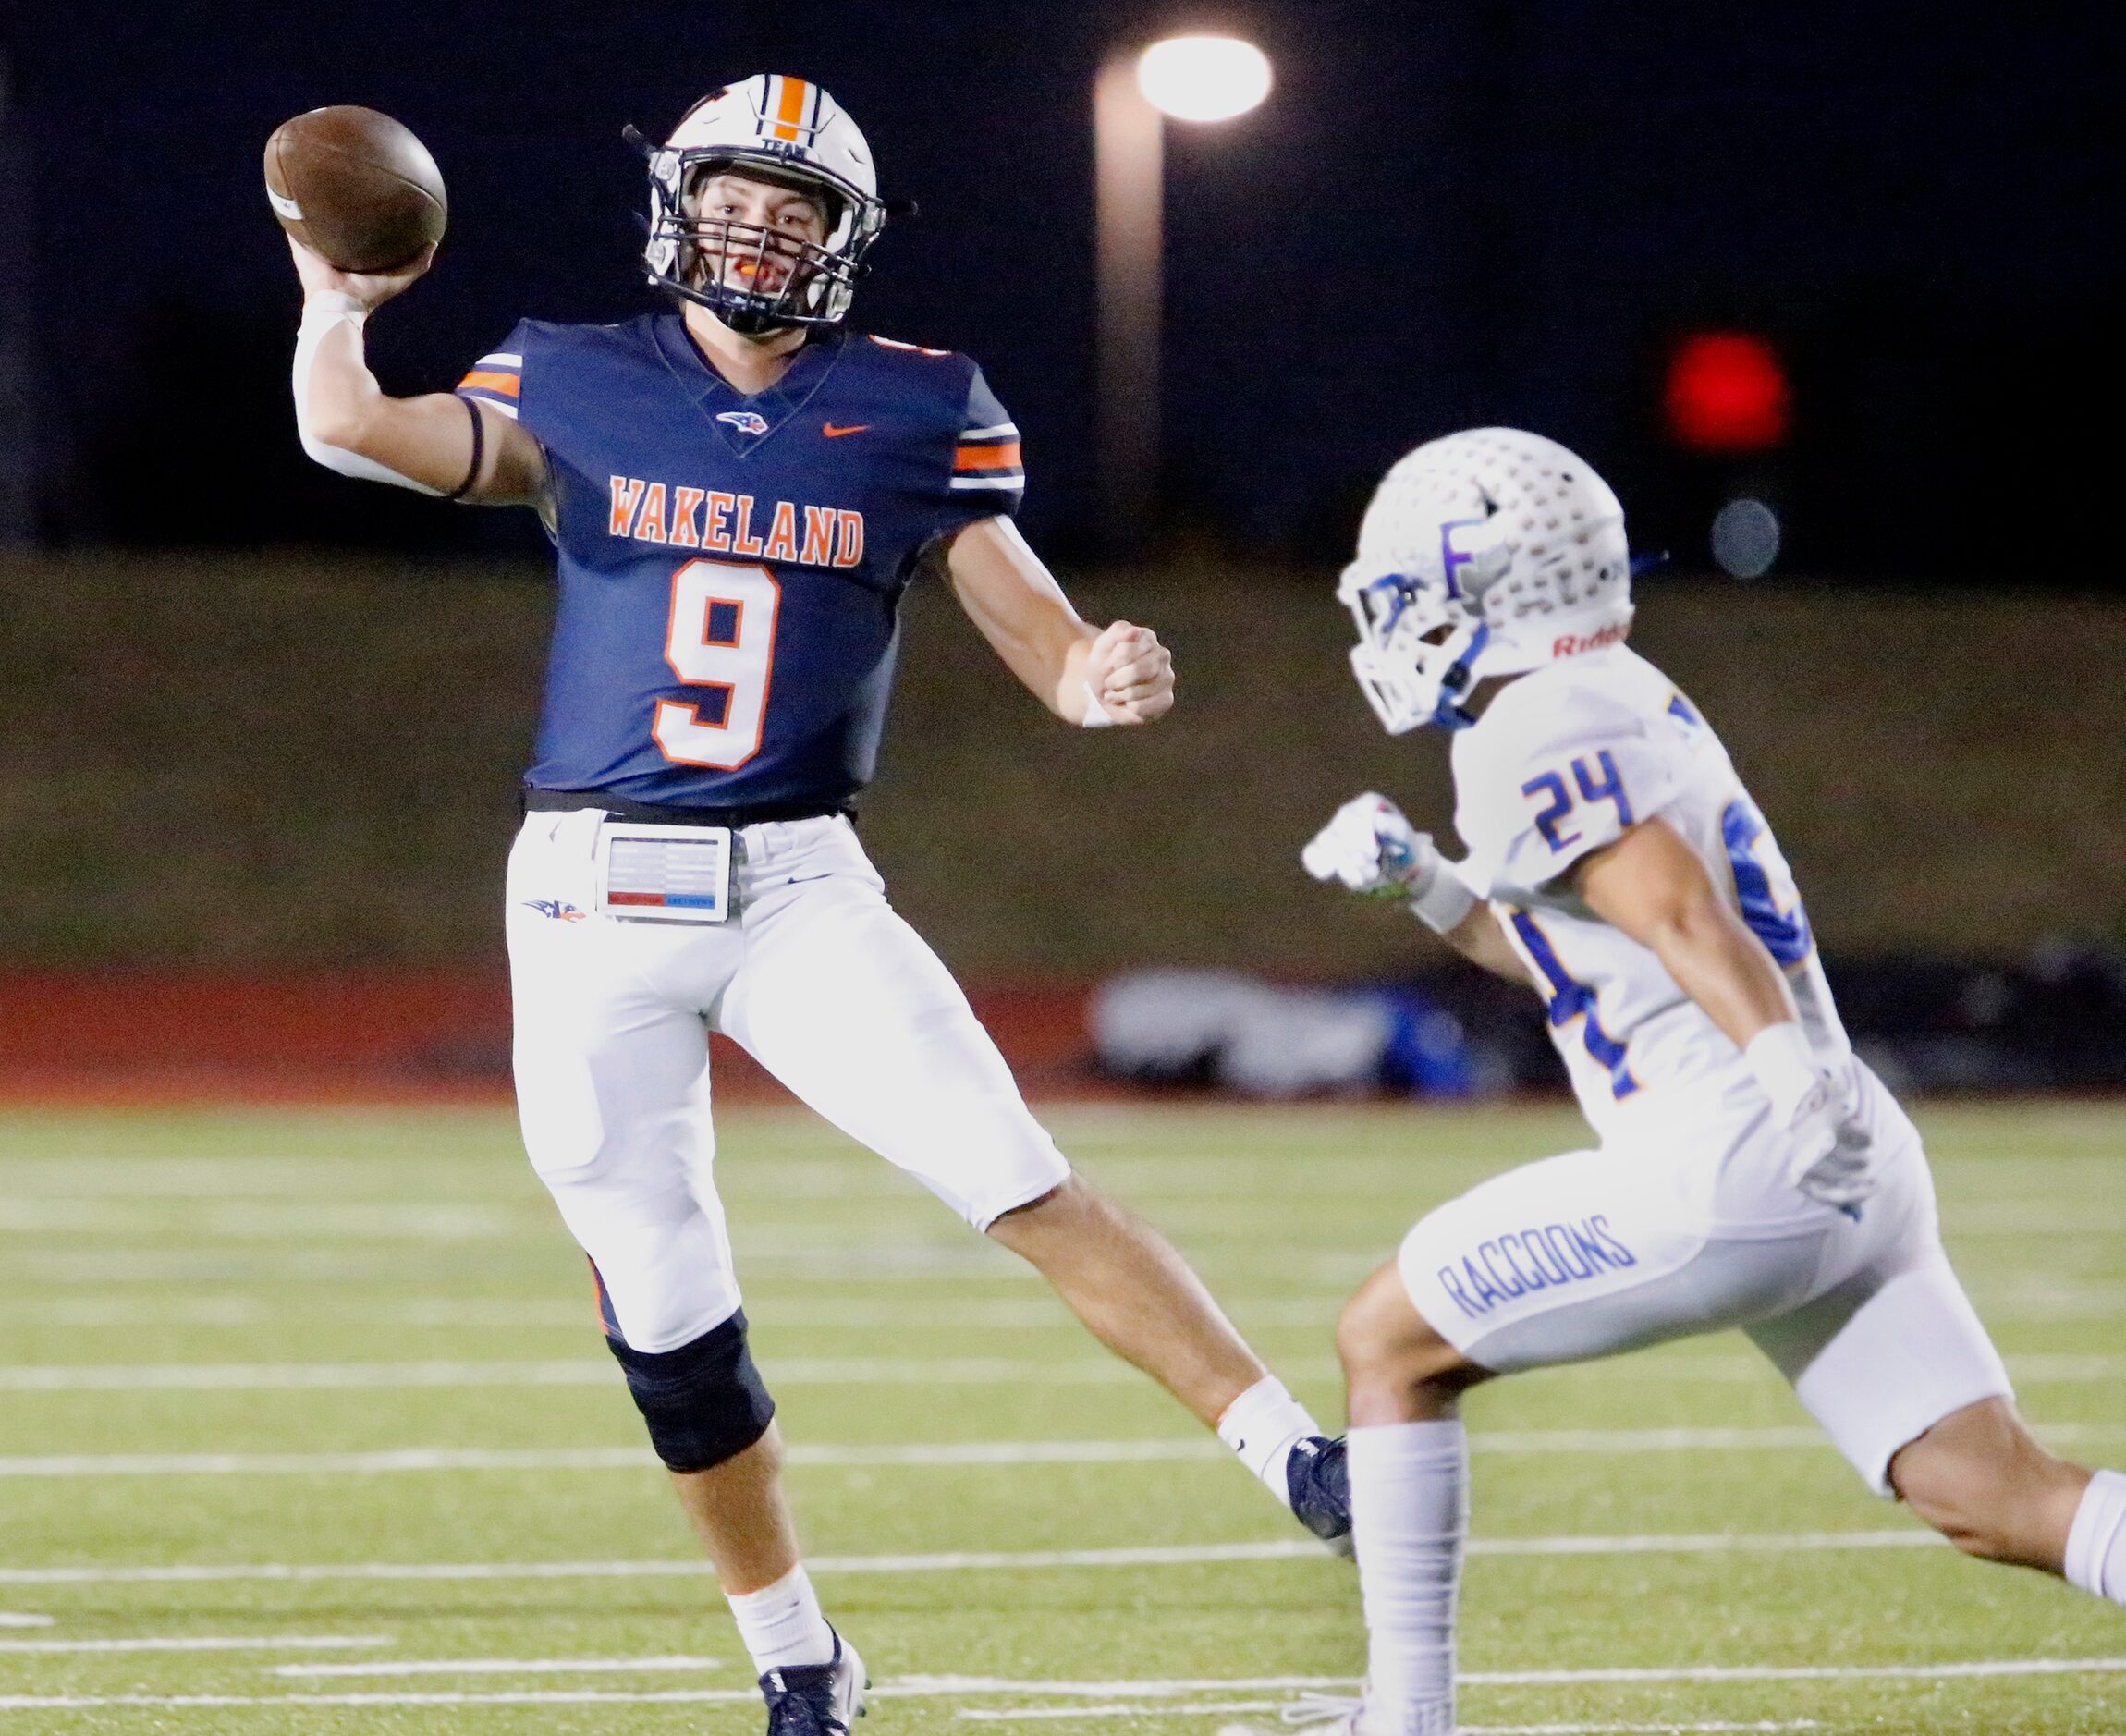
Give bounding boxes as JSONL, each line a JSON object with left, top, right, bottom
{"left": 1450, "top": 642, "right": 1851, "bottom": 1145}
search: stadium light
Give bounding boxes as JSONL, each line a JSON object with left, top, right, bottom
{"left": 1094, "top": 36, "right": 1272, "bottom": 549}
{"left": 1137, "top": 36, "right": 1274, "bottom": 123}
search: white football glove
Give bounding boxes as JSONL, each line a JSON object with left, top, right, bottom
{"left": 1302, "top": 794, "right": 1478, "bottom": 934}
{"left": 1302, "top": 793, "right": 1434, "bottom": 896}
{"left": 1746, "top": 1022, "right": 1876, "bottom": 1208}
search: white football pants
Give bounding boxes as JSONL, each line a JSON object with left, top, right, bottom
{"left": 506, "top": 810, "right": 1071, "bottom": 1352}
{"left": 1398, "top": 1061, "right": 2011, "bottom": 1495}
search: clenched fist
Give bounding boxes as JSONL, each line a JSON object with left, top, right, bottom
{"left": 1083, "top": 620, "right": 1175, "bottom": 725}
{"left": 1302, "top": 793, "right": 1442, "bottom": 897}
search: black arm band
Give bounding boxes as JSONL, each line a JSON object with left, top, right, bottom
{"left": 444, "top": 395, "right": 485, "bottom": 502}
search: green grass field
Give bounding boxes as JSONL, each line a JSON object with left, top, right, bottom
{"left": 1, "top": 1099, "right": 2121, "bottom": 1734}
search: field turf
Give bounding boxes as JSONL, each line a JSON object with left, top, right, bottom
{"left": 0, "top": 1099, "right": 2121, "bottom": 1733}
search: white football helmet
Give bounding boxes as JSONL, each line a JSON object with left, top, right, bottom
{"left": 1337, "top": 428, "right": 1633, "bottom": 732}
{"left": 631, "top": 75, "right": 887, "bottom": 333}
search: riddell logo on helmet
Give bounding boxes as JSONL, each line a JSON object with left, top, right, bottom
{"left": 1554, "top": 622, "right": 1629, "bottom": 657}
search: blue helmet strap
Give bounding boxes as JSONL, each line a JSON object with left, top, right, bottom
{"left": 1430, "top": 621, "right": 1491, "bottom": 730}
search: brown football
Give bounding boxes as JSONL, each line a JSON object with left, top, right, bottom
{"left": 264, "top": 106, "right": 446, "bottom": 273}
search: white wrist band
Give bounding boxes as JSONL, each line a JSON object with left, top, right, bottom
{"left": 1079, "top": 678, "right": 1115, "bottom": 728}
{"left": 292, "top": 295, "right": 442, "bottom": 495}
{"left": 1407, "top": 861, "right": 1478, "bottom": 935}
{"left": 1745, "top": 1021, "right": 1821, "bottom": 1123}
{"left": 301, "top": 290, "right": 369, "bottom": 327}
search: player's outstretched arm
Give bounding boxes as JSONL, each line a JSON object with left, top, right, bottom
{"left": 944, "top": 517, "right": 1174, "bottom": 726}
{"left": 1301, "top": 793, "right": 1528, "bottom": 983}
{"left": 1570, "top": 816, "right": 1795, "bottom": 1048}
{"left": 1575, "top": 816, "right": 1873, "bottom": 1204}
{"left": 1437, "top": 904, "right": 1529, "bottom": 982}
{"left": 287, "top": 239, "right": 545, "bottom": 506}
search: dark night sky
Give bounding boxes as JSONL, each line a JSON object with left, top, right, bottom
{"left": 3, "top": 1, "right": 2121, "bottom": 576}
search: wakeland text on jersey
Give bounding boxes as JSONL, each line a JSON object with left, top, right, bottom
{"left": 608, "top": 475, "right": 865, "bottom": 568}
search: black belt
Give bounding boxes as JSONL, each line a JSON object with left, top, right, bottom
{"left": 520, "top": 787, "right": 852, "bottom": 829}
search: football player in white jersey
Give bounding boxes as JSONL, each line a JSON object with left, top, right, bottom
{"left": 1275, "top": 429, "right": 2126, "bottom": 1735}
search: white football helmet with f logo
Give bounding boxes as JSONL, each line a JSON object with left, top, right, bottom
{"left": 634, "top": 75, "right": 888, "bottom": 333}
{"left": 1338, "top": 428, "right": 1634, "bottom": 732}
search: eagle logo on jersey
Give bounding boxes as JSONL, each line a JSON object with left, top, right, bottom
{"left": 716, "top": 410, "right": 772, "bottom": 436}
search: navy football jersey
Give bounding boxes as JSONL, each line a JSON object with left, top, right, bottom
{"left": 458, "top": 314, "right": 1024, "bottom": 808}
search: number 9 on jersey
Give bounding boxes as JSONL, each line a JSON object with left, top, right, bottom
{"left": 654, "top": 559, "right": 782, "bottom": 770}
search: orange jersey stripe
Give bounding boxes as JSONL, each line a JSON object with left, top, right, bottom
{"left": 458, "top": 370, "right": 521, "bottom": 397}
{"left": 954, "top": 441, "right": 1024, "bottom": 471}
{"left": 771, "top": 76, "right": 810, "bottom": 141}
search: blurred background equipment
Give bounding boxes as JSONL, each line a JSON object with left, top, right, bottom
{"left": 1090, "top": 969, "right": 1514, "bottom": 1099}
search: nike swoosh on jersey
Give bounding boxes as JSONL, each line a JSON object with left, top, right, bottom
{"left": 822, "top": 422, "right": 870, "bottom": 438}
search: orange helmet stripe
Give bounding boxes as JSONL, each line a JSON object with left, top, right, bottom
{"left": 770, "top": 75, "right": 811, "bottom": 142}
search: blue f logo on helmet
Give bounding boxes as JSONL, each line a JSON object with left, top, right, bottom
{"left": 1337, "top": 429, "right": 1634, "bottom": 733}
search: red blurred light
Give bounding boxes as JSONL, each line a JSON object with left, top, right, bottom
{"left": 1664, "top": 332, "right": 1791, "bottom": 454}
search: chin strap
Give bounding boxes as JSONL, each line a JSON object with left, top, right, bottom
{"left": 1427, "top": 621, "right": 1491, "bottom": 729}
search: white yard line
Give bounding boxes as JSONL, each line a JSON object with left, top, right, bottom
{"left": 0, "top": 1440, "right": 1218, "bottom": 1480}
{"left": 5, "top": 1353, "right": 2121, "bottom": 1390}
{"left": 969, "top": 1714, "right": 1822, "bottom": 1730}
{"left": 0, "top": 1530, "right": 1953, "bottom": 1586}
{"left": 13, "top": 1287, "right": 2115, "bottom": 1329}
{"left": 1, "top": 1660, "right": 2120, "bottom": 1710}
{"left": 1461, "top": 1657, "right": 2126, "bottom": 1684}
{"left": 274, "top": 1655, "right": 721, "bottom": 1678}
{"left": 0, "top": 1447, "right": 660, "bottom": 1478}
{"left": 3, "top": 1423, "right": 2117, "bottom": 1481}
{"left": 0, "top": 1692, "right": 764, "bottom": 1708}
{"left": 0, "top": 1297, "right": 1308, "bottom": 1330}
{"left": 6, "top": 1248, "right": 1034, "bottom": 1286}
{"left": 0, "top": 1200, "right": 516, "bottom": 1240}
{"left": 1471, "top": 1530, "right": 1942, "bottom": 1558}
{"left": 0, "top": 1634, "right": 388, "bottom": 1655}
{"left": 1438, "top": 1724, "right": 1814, "bottom": 1733}
{"left": 962, "top": 1703, "right": 1295, "bottom": 1723}
{"left": 0, "top": 1541, "right": 1313, "bottom": 1584}
{"left": 0, "top": 1363, "right": 626, "bottom": 1391}
{"left": 0, "top": 1358, "right": 1154, "bottom": 1390}
{"left": 0, "top": 1616, "right": 53, "bottom": 1628}
{"left": 1494, "top": 1353, "right": 2126, "bottom": 1385}
{"left": 1468, "top": 1423, "right": 2121, "bottom": 1452}
{"left": 1996, "top": 1354, "right": 2126, "bottom": 1380}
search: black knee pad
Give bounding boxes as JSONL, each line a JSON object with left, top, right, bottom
{"left": 605, "top": 1309, "right": 776, "bottom": 1473}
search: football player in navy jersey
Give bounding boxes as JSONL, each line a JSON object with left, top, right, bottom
{"left": 287, "top": 75, "right": 1347, "bottom": 1733}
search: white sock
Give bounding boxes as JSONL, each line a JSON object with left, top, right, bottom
{"left": 2065, "top": 1468, "right": 2126, "bottom": 1603}
{"left": 726, "top": 1562, "right": 836, "bottom": 1673}
{"left": 1350, "top": 1418, "right": 1466, "bottom": 1735}
{"left": 1216, "top": 1375, "right": 1322, "bottom": 1499}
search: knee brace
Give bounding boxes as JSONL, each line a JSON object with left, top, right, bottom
{"left": 605, "top": 1309, "right": 776, "bottom": 1473}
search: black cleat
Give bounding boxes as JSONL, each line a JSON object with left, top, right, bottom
{"left": 1287, "top": 1434, "right": 1352, "bottom": 1546}
{"left": 759, "top": 1628, "right": 867, "bottom": 1736}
